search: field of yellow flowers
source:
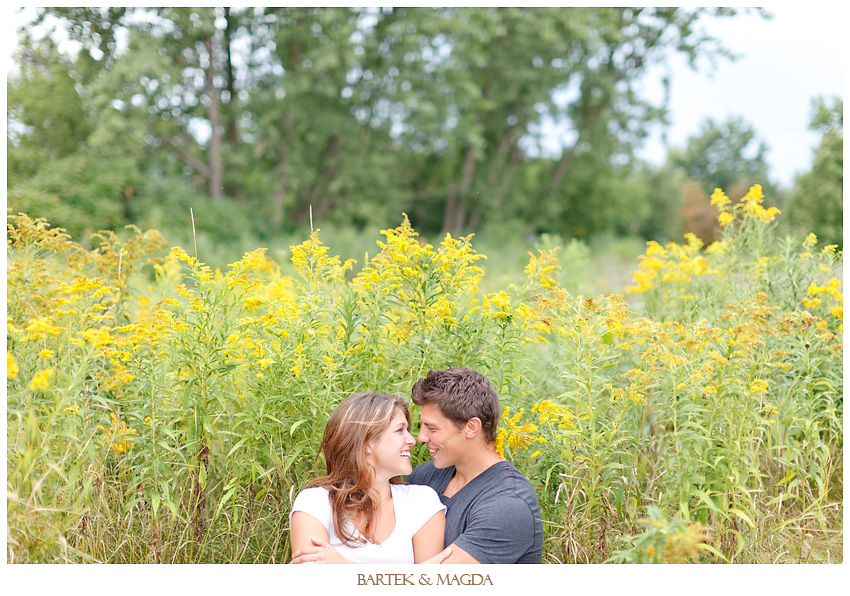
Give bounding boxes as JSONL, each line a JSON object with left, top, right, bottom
{"left": 6, "top": 186, "right": 842, "bottom": 563}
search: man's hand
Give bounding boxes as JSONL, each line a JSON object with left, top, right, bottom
{"left": 290, "top": 537, "right": 354, "bottom": 564}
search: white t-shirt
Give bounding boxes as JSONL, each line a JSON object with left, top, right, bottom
{"left": 289, "top": 483, "right": 446, "bottom": 564}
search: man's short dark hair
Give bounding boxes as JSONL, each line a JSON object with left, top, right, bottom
{"left": 411, "top": 367, "right": 500, "bottom": 443}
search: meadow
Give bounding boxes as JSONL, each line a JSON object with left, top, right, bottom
{"left": 6, "top": 186, "right": 842, "bottom": 563}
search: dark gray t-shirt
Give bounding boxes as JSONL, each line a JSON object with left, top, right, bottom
{"left": 406, "top": 460, "right": 543, "bottom": 564}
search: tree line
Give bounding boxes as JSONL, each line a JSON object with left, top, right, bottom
{"left": 7, "top": 7, "right": 842, "bottom": 252}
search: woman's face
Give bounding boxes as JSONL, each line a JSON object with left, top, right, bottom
{"left": 366, "top": 408, "right": 416, "bottom": 480}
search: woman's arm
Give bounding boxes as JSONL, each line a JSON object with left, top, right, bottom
{"left": 412, "top": 510, "right": 447, "bottom": 563}
{"left": 290, "top": 511, "right": 329, "bottom": 555}
{"left": 291, "top": 510, "right": 450, "bottom": 564}
{"left": 289, "top": 511, "right": 353, "bottom": 564}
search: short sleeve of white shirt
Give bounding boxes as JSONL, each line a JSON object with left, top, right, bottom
{"left": 290, "top": 486, "right": 333, "bottom": 529}
{"left": 400, "top": 483, "right": 446, "bottom": 535}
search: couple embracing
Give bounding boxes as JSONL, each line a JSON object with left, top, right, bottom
{"left": 289, "top": 367, "right": 544, "bottom": 564}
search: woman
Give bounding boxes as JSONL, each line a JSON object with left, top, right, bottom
{"left": 289, "top": 392, "right": 449, "bottom": 564}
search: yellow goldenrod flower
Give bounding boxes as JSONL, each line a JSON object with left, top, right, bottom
{"left": 169, "top": 246, "right": 197, "bottom": 265}
{"left": 646, "top": 545, "right": 657, "bottom": 558}
{"left": 747, "top": 184, "right": 764, "bottom": 201}
{"left": 718, "top": 212, "right": 735, "bottom": 226}
{"left": 710, "top": 188, "right": 730, "bottom": 209}
{"left": 705, "top": 240, "right": 728, "bottom": 255}
{"left": 750, "top": 379, "right": 768, "bottom": 393}
{"left": 7, "top": 352, "right": 19, "bottom": 379}
{"left": 38, "top": 349, "right": 55, "bottom": 359}
{"left": 663, "top": 523, "right": 710, "bottom": 563}
{"left": 525, "top": 248, "right": 561, "bottom": 289}
{"left": 29, "top": 368, "right": 54, "bottom": 391}
{"left": 23, "top": 317, "right": 62, "bottom": 341}
{"left": 645, "top": 241, "right": 667, "bottom": 257}
{"left": 97, "top": 413, "right": 137, "bottom": 455}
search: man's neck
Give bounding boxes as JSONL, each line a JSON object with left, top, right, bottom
{"left": 446, "top": 446, "right": 503, "bottom": 496}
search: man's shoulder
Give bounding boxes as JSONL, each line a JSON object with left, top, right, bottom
{"left": 486, "top": 461, "right": 536, "bottom": 491}
{"left": 469, "top": 461, "right": 540, "bottom": 508}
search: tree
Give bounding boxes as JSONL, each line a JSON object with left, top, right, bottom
{"left": 8, "top": 7, "right": 759, "bottom": 245}
{"left": 7, "top": 36, "right": 91, "bottom": 186}
{"left": 669, "top": 115, "right": 772, "bottom": 196}
{"left": 786, "top": 97, "right": 843, "bottom": 248}
{"left": 7, "top": 33, "right": 134, "bottom": 239}
{"left": 361, "top": 7, "right": 750, "bottom": 237}
{"left": 667, "top": 115, "right": 781, "bottom": 242}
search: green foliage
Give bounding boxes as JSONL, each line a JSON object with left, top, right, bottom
{"left": 786, "top": 97, "right": 843, "bottom": 249}
{"left": 670, "top": 116, "right": 773, "bottom": 197}
{"left": 6, "top": 190, "right": 842, "bottom": 563}
{"left": 608, "top": 506, "right": 718, "bottom": 563}
{"left": 8, "top": 7, "right": 757, "bottom": 244}
{"left": 7, "top": 37, "right": 91, "bottom": 186}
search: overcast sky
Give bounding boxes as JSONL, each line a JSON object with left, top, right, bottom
{"left": 5, "top": 4, "right": 844, "bottom": 189}
{"left": 638, "top": 3, "right": 845, "bottom": 188}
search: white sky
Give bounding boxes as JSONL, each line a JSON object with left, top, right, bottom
{"left": 4, "top": 4, "right": 845, "bottom": 188}
{"left": 638, "top": 3, "right": 845, "bottom": 187}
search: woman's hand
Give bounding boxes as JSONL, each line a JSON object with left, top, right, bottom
{"left": 290, "top": 537, "right": 354, "bottom": 564}
{"left": 421, "top": 546, "right": 452, "bottom": 564}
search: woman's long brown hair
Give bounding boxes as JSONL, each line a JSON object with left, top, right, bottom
{"left": 307, "top": 392, "right": 411, "bottom": 547}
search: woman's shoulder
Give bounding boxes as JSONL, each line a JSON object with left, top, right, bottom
{"left": 289, "top": 486, "right": 333, "bottom": 527}
{"left": 392, "top": 483, "right": 445, "bottom": 533}
{"left": 292, "top": 486, "right": 330, "bottom": 507}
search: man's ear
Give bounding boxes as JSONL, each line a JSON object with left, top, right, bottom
{"left": 465, "top": 417, "right": 483, "bottom": 439}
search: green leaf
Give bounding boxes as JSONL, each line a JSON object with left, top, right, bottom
{"left": 214, "top": 482, "right": 240, "bottom": 520}
{"left": 774, "top": 468, "right": 797, "bottom": 487}
{"left": 693, "top": 489, "right": 728, "bottom": 520}
{"left": 226, "top": 437, "right": 250, "bottom": 457}
{"left": 289, "top": 419, "right": 307, "bottom": 435}
{"left": 696, "top": 542, "right": 728, "bottom": 561}
{"left": 728, "top": 508, "right": 755, "bottom": 529}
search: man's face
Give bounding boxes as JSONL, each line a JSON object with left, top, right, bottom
{"left": 416, "top": 403, "right": 466, "bottom": 469}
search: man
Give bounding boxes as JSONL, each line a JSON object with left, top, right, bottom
{"left": 406, "top": 367, "right": 544, "bottom": 564}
